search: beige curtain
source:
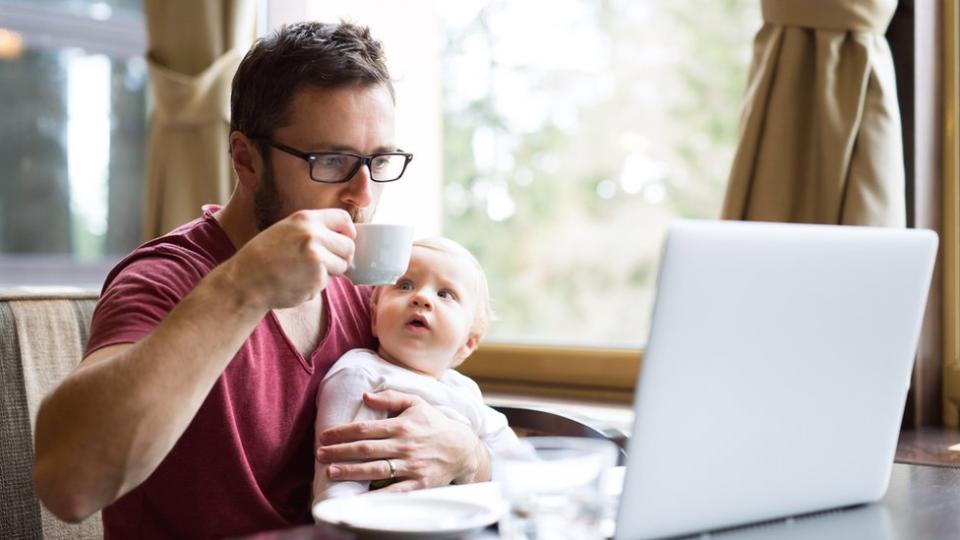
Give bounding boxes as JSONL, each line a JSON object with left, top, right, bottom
{"left": 722, "top": 0, "right": 904, "bottom": 226}
{"left": 142, "top": 0, "right": 256, "bottom": 239}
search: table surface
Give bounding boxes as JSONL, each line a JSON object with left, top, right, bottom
{"left": 239, "top": 462, "right": 960, "bottom": 540}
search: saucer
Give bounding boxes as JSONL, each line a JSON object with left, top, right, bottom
{"left": 313, "top": 487, "right": 504, "bottom": 539}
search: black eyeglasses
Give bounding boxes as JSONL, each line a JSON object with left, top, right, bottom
{"left": 265, "top": 141, "right": 413, "bottom": 184}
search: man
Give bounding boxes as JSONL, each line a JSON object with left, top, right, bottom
{"left": 32, "top": 21, "right": 490, "bottom": 538}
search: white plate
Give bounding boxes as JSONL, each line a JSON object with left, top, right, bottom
{"left": 312, "top": 489, "right": 503, "bottom": 539}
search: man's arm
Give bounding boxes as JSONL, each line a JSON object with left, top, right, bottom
{"left": 33, "top": 209, "right": 356, "bottom": 523}
{"left": 33, "top": 268, "right": 267, "bottom": 522}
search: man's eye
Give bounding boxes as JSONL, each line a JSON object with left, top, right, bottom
{"left": 319, "top": 156, "right": 343, "bottom": 167}
{"left": 371, "top": 156, "right": 390, "bottom": 170}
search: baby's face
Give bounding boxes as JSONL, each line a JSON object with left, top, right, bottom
{"left": 372, "top": 246, "right": 480, "bottom": 377}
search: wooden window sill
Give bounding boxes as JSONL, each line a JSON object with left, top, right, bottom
{"left": 462, "top": 343, "right": 641, "bottom": 403}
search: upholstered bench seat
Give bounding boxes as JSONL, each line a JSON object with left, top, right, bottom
{"left": 1, "top": 288, "right": 103, "bottom": 539}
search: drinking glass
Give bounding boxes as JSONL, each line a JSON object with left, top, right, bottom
{"left": 496, "top": 437, "right": 618, "bottom": 540}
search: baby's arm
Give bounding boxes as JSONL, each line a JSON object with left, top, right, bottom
{"left": 454, "top": 373, "right": 535, "bottom": 461}
{"left": 313, "top": 367, "right": 386, "bottom": 505}
{"left": 478, "top": 404, "right": 536, "bottom": 460}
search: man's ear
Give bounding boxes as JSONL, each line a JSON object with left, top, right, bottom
{"left": 230, "top": 131, "right": 263, "bottom": 190}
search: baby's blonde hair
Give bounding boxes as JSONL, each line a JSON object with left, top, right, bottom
{"left": 411, "top": 237, "right": 494, "bottom": 340}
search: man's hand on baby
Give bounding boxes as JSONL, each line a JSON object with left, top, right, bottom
{"left": 315, "top": 389, "right": 487, "bottom": 493}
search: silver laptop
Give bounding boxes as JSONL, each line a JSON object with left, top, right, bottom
{"left": 615, "top": 220, "right": 937, "bottom": 539}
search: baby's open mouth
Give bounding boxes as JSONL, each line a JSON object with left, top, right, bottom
{"left": 406, "top": 315, "right": 429, "bottom": 329}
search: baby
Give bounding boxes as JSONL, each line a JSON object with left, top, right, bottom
{"left": 312, "top": 236, "right": 528, "bottom": 504}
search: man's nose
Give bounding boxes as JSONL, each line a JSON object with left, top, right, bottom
{"left": 340, "top": 164, "right": 374, "bottom": 209}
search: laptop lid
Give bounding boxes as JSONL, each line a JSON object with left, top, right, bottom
{"left": 615, "top": 220, "right": 937, "bottom": 539}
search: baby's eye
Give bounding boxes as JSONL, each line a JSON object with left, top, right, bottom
{"left": 396, "top": 280, "right": 413, "bottom": 291}
{"left": 437, "top": 289, "right": 455, "bottom": 300}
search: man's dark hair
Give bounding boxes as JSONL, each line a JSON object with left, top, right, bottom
{"left": 230, "top": 21, "right": 393, "bottom": 143}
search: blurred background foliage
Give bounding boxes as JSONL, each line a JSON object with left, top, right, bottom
{"left": 441, "top": 0, "right": 760, "bottom": 346}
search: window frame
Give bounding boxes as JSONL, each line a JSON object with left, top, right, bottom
{"left": 897, "top": 0, "right": 946, "bottom": 429}
{"left": 938, "top": 0, "right": 960, "bottom": 428}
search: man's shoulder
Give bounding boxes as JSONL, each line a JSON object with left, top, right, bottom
{"left": 102, "top": 212, "right": 234, "bottom": 294}
{"left": 85, "top": 212, "right": 235, "bottom": 355}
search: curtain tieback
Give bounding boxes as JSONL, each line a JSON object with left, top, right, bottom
{"left": 761, "top": 0, "right": 897, "bottom": 33}
{"left": 147, "top": 48, "right": 242, "bottom": 127}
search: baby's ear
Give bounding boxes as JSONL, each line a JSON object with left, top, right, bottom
{"left": 369, "top": 288, "right": 382, "bottom": 337}
{"left": 453, "top": 330, "right": 482, "bottom": 367}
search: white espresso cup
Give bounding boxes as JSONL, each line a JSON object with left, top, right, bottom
{"left": 344, "top": 224, "right": 414, "bottom": 285}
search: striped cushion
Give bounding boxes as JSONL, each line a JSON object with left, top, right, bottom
{"left": 0, "top": 289, "right": 103, "bottom": 539}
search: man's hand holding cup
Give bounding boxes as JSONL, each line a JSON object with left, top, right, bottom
{"left": 225, "top": 208, "right": 357, "bottom": 310}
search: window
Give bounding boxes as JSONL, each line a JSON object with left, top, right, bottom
{"left": 440, "top": 1, "right": 759, "bottom": 347}
{"left": 0, "top": 0, "right": 147, "bottom": 284}
{"left": 270, "top": 0, "right": 760, "bottom": 349}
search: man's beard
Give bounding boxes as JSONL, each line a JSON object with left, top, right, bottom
{"left": 253, "top": 162, "right": 368, "bottom": 232}
{"left": 253, "top": 163, "right": 286, "bottom": 231}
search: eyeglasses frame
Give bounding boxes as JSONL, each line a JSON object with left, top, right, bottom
{"left": 259, "top": 139, "right": 414, "bottom": 184}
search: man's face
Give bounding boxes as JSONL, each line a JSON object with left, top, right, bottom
{"left": 254, "top": 83, "right": 396, "bottom": 229}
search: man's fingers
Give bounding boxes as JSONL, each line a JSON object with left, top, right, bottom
{"left": 362, "top": 390, "right": 423, "bottom": 414}
{"left": 318, "top": 418, "right": 403, "bottom": 446}
{"left": 308, "top": 208, "right": 356, "bottom": 238}
{"left": 322, "top": 229, "right": 357, "bottom": 260}
{"left": 316, "top": 440, "right": 395, "bottom": 463}
{"left": 307, "top": 226, "right": 355, "bottom": 260}
{"left": 314, "top": 244, "right": 350, "bottom": 276}
{"left": 327, "top": 418, "right": 398, "bottom": 441}
{"left": 297, "top": 209, "right": 357, "bottom": 275}
{"left": 326, "top": 459, "right": 398, "bottom": 482}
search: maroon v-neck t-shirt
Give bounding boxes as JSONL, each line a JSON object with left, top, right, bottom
{"left": 85, "top": 206, "right": 376, "bottom": 538}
